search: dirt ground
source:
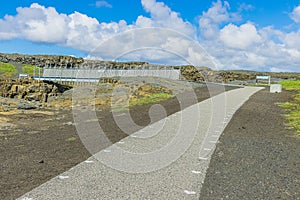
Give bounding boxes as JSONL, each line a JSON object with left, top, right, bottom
{"left": 0, "top": 83, "right": 236, "bottom": 200}
{"left": 200, "top": 88, "right": 300, "bottom": 199}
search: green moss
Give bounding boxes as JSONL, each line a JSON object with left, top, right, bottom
{"left": 129, "top": 93, "right": 174, "bottom": 106}
{"left": 111, "top": 92, "right": 174, "bottom": 112}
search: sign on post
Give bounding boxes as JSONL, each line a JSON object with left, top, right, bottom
{"left": 256, "top": 75, "right": 271, "bottom": 85}
{"left": 19, "top": 74, "right": 28, "bottom": 79}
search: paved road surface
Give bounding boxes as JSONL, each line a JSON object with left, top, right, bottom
{"left": 18, "top": 87, "right": 262, "bottom": 200}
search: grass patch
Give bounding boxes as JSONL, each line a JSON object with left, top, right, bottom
{"left": 277, "top": 102, "right": 296, "bottom": 110}
{"left": 280, "top": 80, "right": 300, "bottom": 90}
{"left": 22, "top": 64, "right": 43, "bottom": 76}
{"left": 278, "top": 80, "right": 300, "bottom": 135}
{"left": 129, "top": 93, "right": 174, "bottom": 106}
{"left": 0, "top": 62, "right": 17, "bottom": 78}
{"left": 111, "top": 92, "right": 174, "bottom": 112}
{"left": 66, "top": 137, "right": 77, "bottom": 141}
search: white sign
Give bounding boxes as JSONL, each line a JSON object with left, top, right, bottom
{"left": 256, "top": 75, "right": 269, "bottom": 80}
{"left": 256, "top": 75, "right": 271, "bottom": 85}
{"left": 19, "top": 74, "right": 28, "bottom": 79}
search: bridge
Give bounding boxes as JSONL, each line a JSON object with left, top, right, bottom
{"left": 33, "top": 65, "right": 181, "bottom": 83}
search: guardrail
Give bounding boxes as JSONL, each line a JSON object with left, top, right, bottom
{"left": 33, "top": 67, "right": 181, "bottom": 83}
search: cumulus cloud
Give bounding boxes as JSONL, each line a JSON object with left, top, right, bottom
{"left": 283, "top": 31, "right": 300, "bottom": 51}
{"left": 198, "top": 0, "right": 241, "bottom": 40}
{"left": 197, "top": 1, "right": 300, "bottom": 72}
{"left": 198, "top": 0, "right": 229, "bottom": 39}
{"left": 88, "top": 27, "right": 213, "bottom": 67}
{"left": 0, "top": 3, "right": 68, "bottom": 43}
{"left": 219, "top": 23, "right": 261, "bottom": 49}
{"left": 0, "top": 0, "right": 300, "bottom": 72}
{"left": 0, "top": 0, "right": 200, "bottom": 66}
{"left": 0, "top": 18, "right": 18, "bottom": 39}
{"left": 0, "top": 3, "right": 133, "bottom": 49}
{"left": 137, "top": 0, "right": 195, "bottom": 37}
{"left": 86, "top": 0, "right": 203, "bottom": 67}
{"left": 291, "top": 5, "right": 300, "bottom": 23}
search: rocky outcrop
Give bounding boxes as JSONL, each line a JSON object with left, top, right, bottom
{"left": 0, "top": 78, "right": 71, "bottom": 104}
{"left": 180, "top": 67, "right": 300, "bottom": 83}
{"left": 179, "top": 66, "right": 224, "bottom": 82}
{"left": 218, "top": 70, "right": 300, "bottom": 83}
{"left": 47, "top": 77, "right": 174, "bottom": 110}
{"left": 0, "top": 53, "right": 84, "bottom": 67}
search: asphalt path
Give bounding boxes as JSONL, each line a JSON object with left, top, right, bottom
{"left": 18, "top": 87, "right": 263, "bottom": 200}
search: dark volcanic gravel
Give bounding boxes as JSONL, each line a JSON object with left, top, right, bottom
{"left": 200, "top": 88, "right": 300, "bottom": 199}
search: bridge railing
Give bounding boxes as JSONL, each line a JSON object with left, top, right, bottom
{"left": 35, "top": 66, "right": 181, "bottom": 83}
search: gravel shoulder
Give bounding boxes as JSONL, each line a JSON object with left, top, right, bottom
{"left": 200, "top": 88, "right": 300, "bottom": 199}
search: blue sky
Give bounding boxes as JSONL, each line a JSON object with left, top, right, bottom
{"left": 0, "top": 0, "right": 300, "bottom": 71}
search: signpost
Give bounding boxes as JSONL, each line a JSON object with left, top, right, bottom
{"left": 19, "top": 74, "right": 28, "bottom": 79}
{"left": 256, "top": 75, "right": 271, "bottom": 85}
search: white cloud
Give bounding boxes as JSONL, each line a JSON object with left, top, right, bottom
{"left": 291, "top": 5, "right": 300, "bottom": 23}
{"left": 0, "top": 0, "right": 197, "bottom": 66}
{"left": 219, "top": 23, "right": 261, "bottom": 49}
{"left": 270, "top": 67, "right": 293, "bottom": 73}
{"left": 95, "top": 1, "right": 112, "bottom": 8}
{"left": 202, "top": 0, "right": 230, "bottom": 24}
{"left": 0, "top": 3, "right": 68, "bottom": 43}
{"left": 283, "top": 31, "right": 300, "bottom": 51}
{"left": 238, "top": 3, "right": 254, "bottom": 12}
{"left": 137, "top": 0, "right": 195, "bottom": 37}
{"left": 0, "top": 18, "right": 18, "bottom": 39}
{"left": 0, "top": 2, "right": 131, "bottom": 50}
{"left": 197, "top": 2, "right": 300, "bottom": 72}
{"left": 199, "top": 0, "right": 230, "bottom": 39}
{"left": 86, "top": 0, "right": 201, "bottom": 66}
{"left": 0, "top": 1, "right": 300, "bottom": 72}
{"left": 198, "top": 0, "right": 240, "bottom": 40}
{"left": 244, "top": 52, "right": 266, "bottom": 66}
